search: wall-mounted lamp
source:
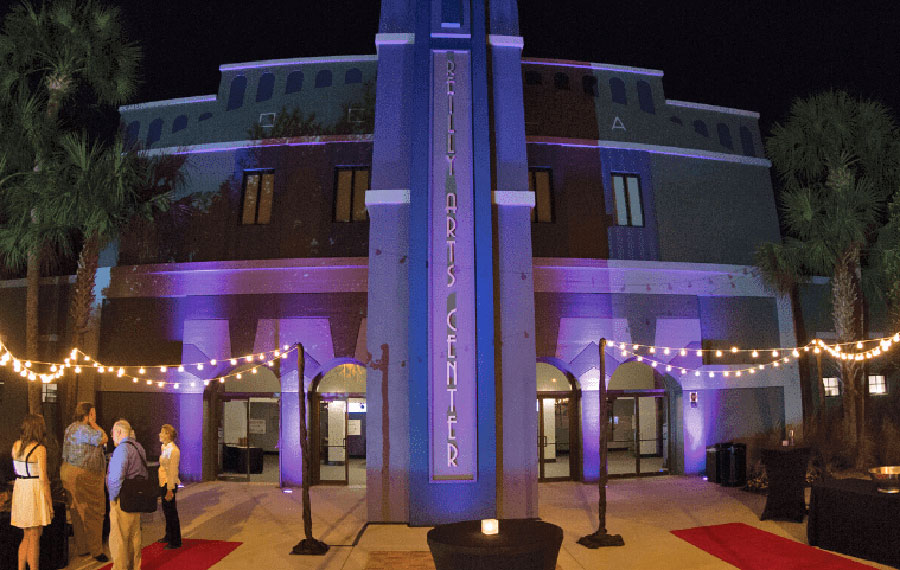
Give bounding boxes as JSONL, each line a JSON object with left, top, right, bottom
{"left": 481, "top": 519, "right": 499, "bottom": 535}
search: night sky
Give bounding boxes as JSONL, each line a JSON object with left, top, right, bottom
{"left": 2, "top": 0, "right": 899, "bottom": 135}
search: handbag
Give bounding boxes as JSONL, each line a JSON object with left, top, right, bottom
{"left": 118, "top": 441, "right": 158, "bottom": 513}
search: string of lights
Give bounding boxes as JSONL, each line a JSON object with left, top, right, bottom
{"left": 2, "top": 329, "right": 898, "bottom": 389}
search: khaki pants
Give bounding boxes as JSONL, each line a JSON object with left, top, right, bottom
{"left": 60, "top": 462, "right": 105, "bottom": 557}
{"left": 110, "top": 498, "right": 142, "bottom": 570}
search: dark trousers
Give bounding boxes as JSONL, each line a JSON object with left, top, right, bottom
{"left": 159, "top": 486, "right": 181, "bottom": 546}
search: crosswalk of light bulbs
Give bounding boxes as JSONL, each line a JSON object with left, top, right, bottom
{"left": 1, "top": 332, "right": 898, "bottom": 389}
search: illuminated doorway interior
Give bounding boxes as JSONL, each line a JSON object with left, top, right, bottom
{"left": 311, "top": 363, "right": 366, "bottom": 486}
{"left": 536, "top": 362, "right": 581, "bottom": 481}
{"left": 607, "top": 361, "right": 669, "bottom": 477}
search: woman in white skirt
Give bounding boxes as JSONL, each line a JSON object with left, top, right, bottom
{"left": 11, "top": 414, "right": 53, "bottom": 570}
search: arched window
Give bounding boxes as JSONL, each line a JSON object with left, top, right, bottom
{"left": 198, "top": 112, "right": 212, "bottom": 122}
{"left": 739, "top": 126, "right": 755, "bottom": 156}
{"left": 609, "top": 77, "right": 626, "bottom": 104}
{"left": 637, "top": 80, "right": 655, "bottom": 114}
{"left": 146, "top": 119, "right": 163, "bottom": 147}
{"left": 344, "top": 68, "right": 362, "bottom": 84}
{"left": 315, "top": 69, "right": 332, "bottom": 88}
{"left": 717, "top": 122, "right": 733, "bottom": 149}
{"left": 172, "top": 115, "right": 188, "bottom": 133}
{"left": 693, "top": 120, "right": 708, "bottom": 137}
{"left": 286, "top": 70, "right": 304, "bottom": 94}
{"left": 226, "top": 76, "right": 247, "bottom": 111}
{"left": 669, "top": 116, "right": 683, "bottom": 126}
{"left": 553, "top": 72, "right": 569, "bottom": 90}
{"left": 125, "top": 121, "right": 140, "bottom": 144}
{"left": 582, "top": 75, "right": 598, "bottom": 96}
{"left": 256, "top": 72, "right": 275, "bottom": 102}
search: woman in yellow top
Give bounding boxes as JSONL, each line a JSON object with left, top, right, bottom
{"left": 11, "top": 414, "right": 53, "bottom": 570}
{"left": 157, "top": 424, "right": 182, "bottom": 549}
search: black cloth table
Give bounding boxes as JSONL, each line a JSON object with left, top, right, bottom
{"left": 223, "top": 445, "right": 264, "bottom": 474}
{"left": 1, "top": 501, "right": 68, "bottom": 570}
{"left": 427, "top": 519, "right": 563, "bottom": 570}
{"left": 808, "top": 478, "right": 900, "bottom": 568}
{"left": 760, "top": 446, "right": 810, "bottom": 522}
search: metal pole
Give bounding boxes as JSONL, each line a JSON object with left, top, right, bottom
{"left": 578, "top": 338, "right": 624, "bottom": 548}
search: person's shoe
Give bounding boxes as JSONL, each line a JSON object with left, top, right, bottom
{"left": 157, "top": 538, "right": 169, "bottom": 543}
{"left": 94, "top": 554, "right": 109, "bottom": 563}
{"left": 164, "top": 543, "right": 181, "bottom": 550}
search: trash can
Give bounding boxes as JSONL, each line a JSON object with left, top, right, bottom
{"left": 706, "top": 446, "right": 719, "bottom": 483}
{"left": 717, "top": 442, "right": 747, "bottom": 487}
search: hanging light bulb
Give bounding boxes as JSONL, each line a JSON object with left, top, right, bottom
{"left": 666, "top": 365, "right": 672, "bottom": 372}
{"left": 663, "top": 348, "right": 670, "bottom": 355}
{"left": 694, "top": 371, "right": 700, "bottom": 377}
{"left": 218, "top": 377, "right": 225, "bottom": 383}
{"left": 139, "top": 367, "right": 146, "bottom": 375}
{"left": 236, "top": 373, "right": 242, "bottom": 379}
{"left": 230, "top": 359, "right": 237, "bottom": 366}
{"left": 203, "top": 379, "right": 210, "bottom": 386}
{"left": 98, "top": 366, "right": 105, "bottom": 373}
{"left": 173, "top": 383, "right": 180, "bottom": 390}
{"left": 246, "top": 355, "right": 254, "bottom": 362}
{"left": 731, "top": 346, "right": 738, "bottom": 353}
{"left": 210, "top": 359, "right": 217, "bottom": 365}
{"left": 24, "top": 360, "right": 31, "bottom": 368}
{"left": 133, "top": 378, "right": 138, "bottom": 384}
{"left": 792, "top": 349, "right": 799, "bottom": 357}
{"left": 680, "top": 349, "right": 687, "bottom": 357}
{"left": 715, "top": 350, "right": 722, "bottom": 358}
{"left": 708, "top": 371, "right": 715, "bottom": 378}
{"left": 252, "top": 368, "right": 258, "bottom": 374}
{"left": 146, "top": 379, "right": 153, "bottom": 385}
{"left": 636, "top": 356, "right": 643, "bottom": 362}
{"left": 74, "top": 366, "right": 82, "bottom": 374}
{"left": 178, "top": 365, "right": 185, "bottom": 372}
{"left": 651, "top": 361, "right": 657, "bottom": 368}
{"left": 772, "top": 351, "right": 779, "bottom": 358}
{"left": 856, "top": 341, "right": 863, "bottom": 349}
{"left": 696, "top": 350, "right": 702, "bottom": 357}
{"left": 70, "top": 349, "right": 78, "bottom": 360}
{"left": 752, "top": 351, "right": 759, "bottom": 358}
{"left": 632, "top": 344, "right": 639, "bottom": 351}
{"left": 197, "top": 363, "right": 204, "bottom": 371}
{"left": 649, "top": 347, "right": 656, "bottom": 354}
{"left": 160, "top": 366, "right": 167, "bottom": 372}
{"left": 736, "top": 371, "right": 742, "bottom": 377}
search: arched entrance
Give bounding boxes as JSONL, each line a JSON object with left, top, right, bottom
{"left": 607, "top": 361, "right": 670, "bottom": 477}
{"left": 309, "top": 361, "right": 366, "bottom": 486}
{"left": 208, "top": 364, "right": 282, "bottom": 483}
{"left": 536, "top": 361, "right": 581, "bottom": 481}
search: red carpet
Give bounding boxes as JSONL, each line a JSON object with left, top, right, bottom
{"left": 672, "top": 523, "right": 877, "bottom": 570}
{"left": 99, "top": 539, "right": 240, "bottom": 570}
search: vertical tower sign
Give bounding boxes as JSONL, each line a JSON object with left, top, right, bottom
{"left": 431, "top": 51, "right": 477, "bottom": 481}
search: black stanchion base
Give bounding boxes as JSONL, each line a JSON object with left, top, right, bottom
{"left": 290, "top": 538, "right": 330, "bottom": 556}
{"left": 577, "top": 531, "right": 625, "bottom": 549}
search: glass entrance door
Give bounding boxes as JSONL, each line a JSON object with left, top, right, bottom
{"left": 317, "top": 397, "right": 348, "bottom": 484}
{"left": 537, "top": 396, "right": 572, "bottom": 481}
{"left": 607, "top": 394, "right": 668, "bottom": 476}
{"left": 219, "top": 397, "right": 250, "bottom": 481}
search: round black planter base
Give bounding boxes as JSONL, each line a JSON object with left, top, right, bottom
{"left": 577, "top": 531, "right": 625, "bottom": 549}
{"left": 290, "top": 538, "right": 330, "bottom": 556}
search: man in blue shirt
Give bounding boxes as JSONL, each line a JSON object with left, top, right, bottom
{"left": 107, "top": 420, "right": 147, "bottom": 570}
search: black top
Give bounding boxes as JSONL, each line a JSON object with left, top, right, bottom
{"left": 427, "top": 519, "right": 562, "bottom": 551}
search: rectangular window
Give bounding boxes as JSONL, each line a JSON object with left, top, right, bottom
{"left": 334, "top": 167, "right": 370, "bottom": 222}
{"left": 868, "top": 375, "right": 887, "bottom": 395}
{"left": 611, "top": 173, "right": 644, "bottom": 227}
{"left": 823, "top": 377, "right": 840, "bottom": 397}
{"left": 241, "top": 170, "right": 275, "bottom": 225}
{"left": 528, "top": 168, "right": 554, "bottom": 223}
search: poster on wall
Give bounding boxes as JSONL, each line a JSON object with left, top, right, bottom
{"left": 249, "top": 419, "right": 267, "bottom": 435}
{"left": 348, "top": 420, "right": 361, "bottom": 436}
{"left": 430, "top": 50, "right": 477, "bottom": 482}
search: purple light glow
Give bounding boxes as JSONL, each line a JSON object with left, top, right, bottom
{"left": 523, "top": 57, "right": 664, "bottom": 76}
{"left": 219, "top": 55, "right": 377, "bottom": 71}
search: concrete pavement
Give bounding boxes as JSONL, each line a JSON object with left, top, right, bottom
{"left": 65, "top": 476, "right": 893, "bottom": 570}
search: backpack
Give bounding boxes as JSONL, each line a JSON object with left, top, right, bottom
{"left": 118, "top": 441, "right": 158, "bottom": 513}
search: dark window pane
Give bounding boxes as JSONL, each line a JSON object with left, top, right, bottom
{"left": 286, "top": 71, "right": 304, "bottom": 94}
{"left": 315, "top": 70, "right": 332, "bottom": 88}
{"left": 172, "top": 115, "right": 188, "bottom": 133}
{"left": 740, "top": 126, "right": 755, "bottom": 156}
{"left": 670, "top": 116, "right": 683, "bottom": 125}
{"left": 717, "top": 123, "right": 733, "bottom": 149}
{"left": 256, "top": 73, "right": 275, "bottom": 102}
{"left": 582, "top": 76, "right": 598, "bottom": 96}
{"left": 345, "top": 68, "right": 362, "bottom": 84}
{"left": 609, "top": 77, "right": 626, "bottom": 104}
{"left": 693, "top": 120, "right": 708, "bottom": 137}
{"left": 125, "top": 121, "right": 140, "bottom": 145}
{"left": 637, "top": 80, "right": 655, "bottom": 114}
{"left": 227, "top": 76, "right": 247, "bottom": 111}
{"left": 242, "top": 173, "right": 260, "bottom": 225}
{"left": 146, "top": 119, "right": 163, "bottom": 147}
{"left": 198, "top": 113, "right": 212, "bottom": 122}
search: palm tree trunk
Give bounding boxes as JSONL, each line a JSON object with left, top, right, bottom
{"left": 67, "top": 232, "right": 101, "bottom": 414}
{"left": 26, "top": 250, "right": 41, "bottom": 413}
{"left": 832, "top": 248, "right": 862, "bottom": 445}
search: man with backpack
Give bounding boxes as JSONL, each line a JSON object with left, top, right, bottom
{"left": 107, "top": 420, "right": 147, "bottom": 570}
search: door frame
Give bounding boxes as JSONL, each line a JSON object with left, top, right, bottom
{"left": 309, "top": 391, "right": 364, "bottom": 485}
{"left": 606, "top": 389, "right": 669, "bottom": 478}
{"left": 536, "top": 389, "right": 581, "bottom": 482}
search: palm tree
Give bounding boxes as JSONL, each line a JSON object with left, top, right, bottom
{"left": 758, "top": 91, "right": 900, "bottom": 452}
{"left": 55, "top": 133, "right": 181, "bottom": 412}
{"left": 0, "top": 0, "right": 139, "bottom": 413}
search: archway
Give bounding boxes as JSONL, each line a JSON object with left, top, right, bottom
{"left": 536, "top": 361, "right": 581, "bottom": 481}
{"left": 309, "top": 360, "right": 366, "bottom": 486}
{"left": 606, "top": 360, "right": 670, "bottom": 477}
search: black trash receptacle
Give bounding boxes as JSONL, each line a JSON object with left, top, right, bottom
{"left": 706, "top": 446, "right": 719, "bottom": 483}
{"left": 718, "top": 442, "right": 746, "bottom": 487}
